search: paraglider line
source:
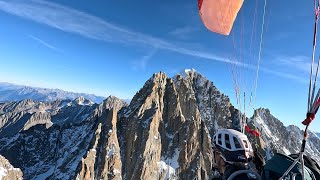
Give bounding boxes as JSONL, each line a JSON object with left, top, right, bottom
{"left": 253, "top": 0, "right": 267, "bottom": 110}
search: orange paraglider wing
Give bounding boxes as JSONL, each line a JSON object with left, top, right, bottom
{"left": 198, "top": 0, "right": 244, "bottom": 35}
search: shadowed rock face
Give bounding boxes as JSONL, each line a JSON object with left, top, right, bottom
{"left": 174, "top": 70, "right": 234, "bottom": 135}
{"left": 0, "top": 97, "right": 100, "bottom": 179}
{"left": 122, "top": 72, "right": 214, "bottom": 180}
{"left": 76, "top": 97, "right": 123, "bottom": 180}
{"left": 0, "top": 99, "right": 97, "bottom": 137}
{"left": 0, "top": 71, "right": 320, "bottom": 180}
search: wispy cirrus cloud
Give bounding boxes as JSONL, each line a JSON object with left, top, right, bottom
{"left": 169, "top": 26, "right": 199, "bottom": 40}
{"left": 275, "top": 55, "right": 310, "bottom": 73}
{"left": 28, "top": 35, "right": 61, "bottom": 52}
{"left": 0, "top": 0, "right": 307, "bottom": 83}
{"left": 0, "top": 0, "right": 238, "bottom": 64}
{"left": 132, "top": 49, "right": 157, "bottom": 71}
{"left": 260, "top": 67, "right": 306, "bottom": 83}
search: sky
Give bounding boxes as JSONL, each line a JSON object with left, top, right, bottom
{"left": 0, "top": 0, "right": 319, "bottom": 130}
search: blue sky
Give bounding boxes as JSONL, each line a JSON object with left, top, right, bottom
{"left": 0, "top": 0, "right": 318, "bottom": 130}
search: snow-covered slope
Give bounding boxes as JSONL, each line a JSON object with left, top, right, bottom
{"left": 0, "top": 96, "right": 126, "bottom": 179}
{"left": 0, "top": 82, "right": 105, "bottom": 103}
{"left": 250, "top": 108, "right": 320, "bottom": 162}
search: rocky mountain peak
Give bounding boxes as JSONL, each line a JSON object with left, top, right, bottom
{"left": 256, "top": 108, "right": 271, "bottom": 116}
{"left": 0, "top": 155, "right": 23, "bottom": 180}
{"left": 178, "top": 68, "right": 198, "bottom": 78}
{"left": 101, "top": 96, "right": 127, "bottom": 111}
{"left": 119, "top": 70, "right": 216, "bottom": 179}
{"left": 73, "top": 96, "right": 94, "bottom": 106}
{"left": 250, "top": 108, "right": 320, "bottom": 162}
{"left": 174, "top": 69, "right": 233, "bottom": 136}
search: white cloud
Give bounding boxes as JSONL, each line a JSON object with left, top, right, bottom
{"left": 0, "top": 0, "right": 309, "bottom": 84}
{"left": 170, "top": 26, "right": 198, "bottom": 35}
{"left": 132, "top": 49, "right": 157, "bottom": 71}
{"left": 169, "top": 26, "right": 199, "bottom": 40}
{"left": 28, "top": 35, "right": 61, "bottom": 52}
{"left": 260, "top": 67, "right": 306, "bottom": 83}
{"left": 275, "top": 55, "right": 311, "bottom": 73}
{"left": 0, "top": 0, "right": 237, "bottom": 65}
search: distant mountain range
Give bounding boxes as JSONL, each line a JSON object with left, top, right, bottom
{"left": 0, "top": 82, "right": 106, "bottom": 103}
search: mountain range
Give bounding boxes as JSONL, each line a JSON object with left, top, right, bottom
{"left": 0, "top": 69, "right": 319, "bottom": 179}
{"left": 0, "top": 82, "right": 106, "bottom": 103}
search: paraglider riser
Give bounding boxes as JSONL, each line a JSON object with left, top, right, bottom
{"left": 279, "top": 125, "right": 310, "bottom": 180}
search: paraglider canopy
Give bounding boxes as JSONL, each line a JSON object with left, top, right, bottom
{"left": 198, "top": 0, "right": 244, "bottom": 35}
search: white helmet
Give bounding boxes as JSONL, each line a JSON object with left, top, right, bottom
{"left": 213, "top": 129, "right": 254, "bottom": 163}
